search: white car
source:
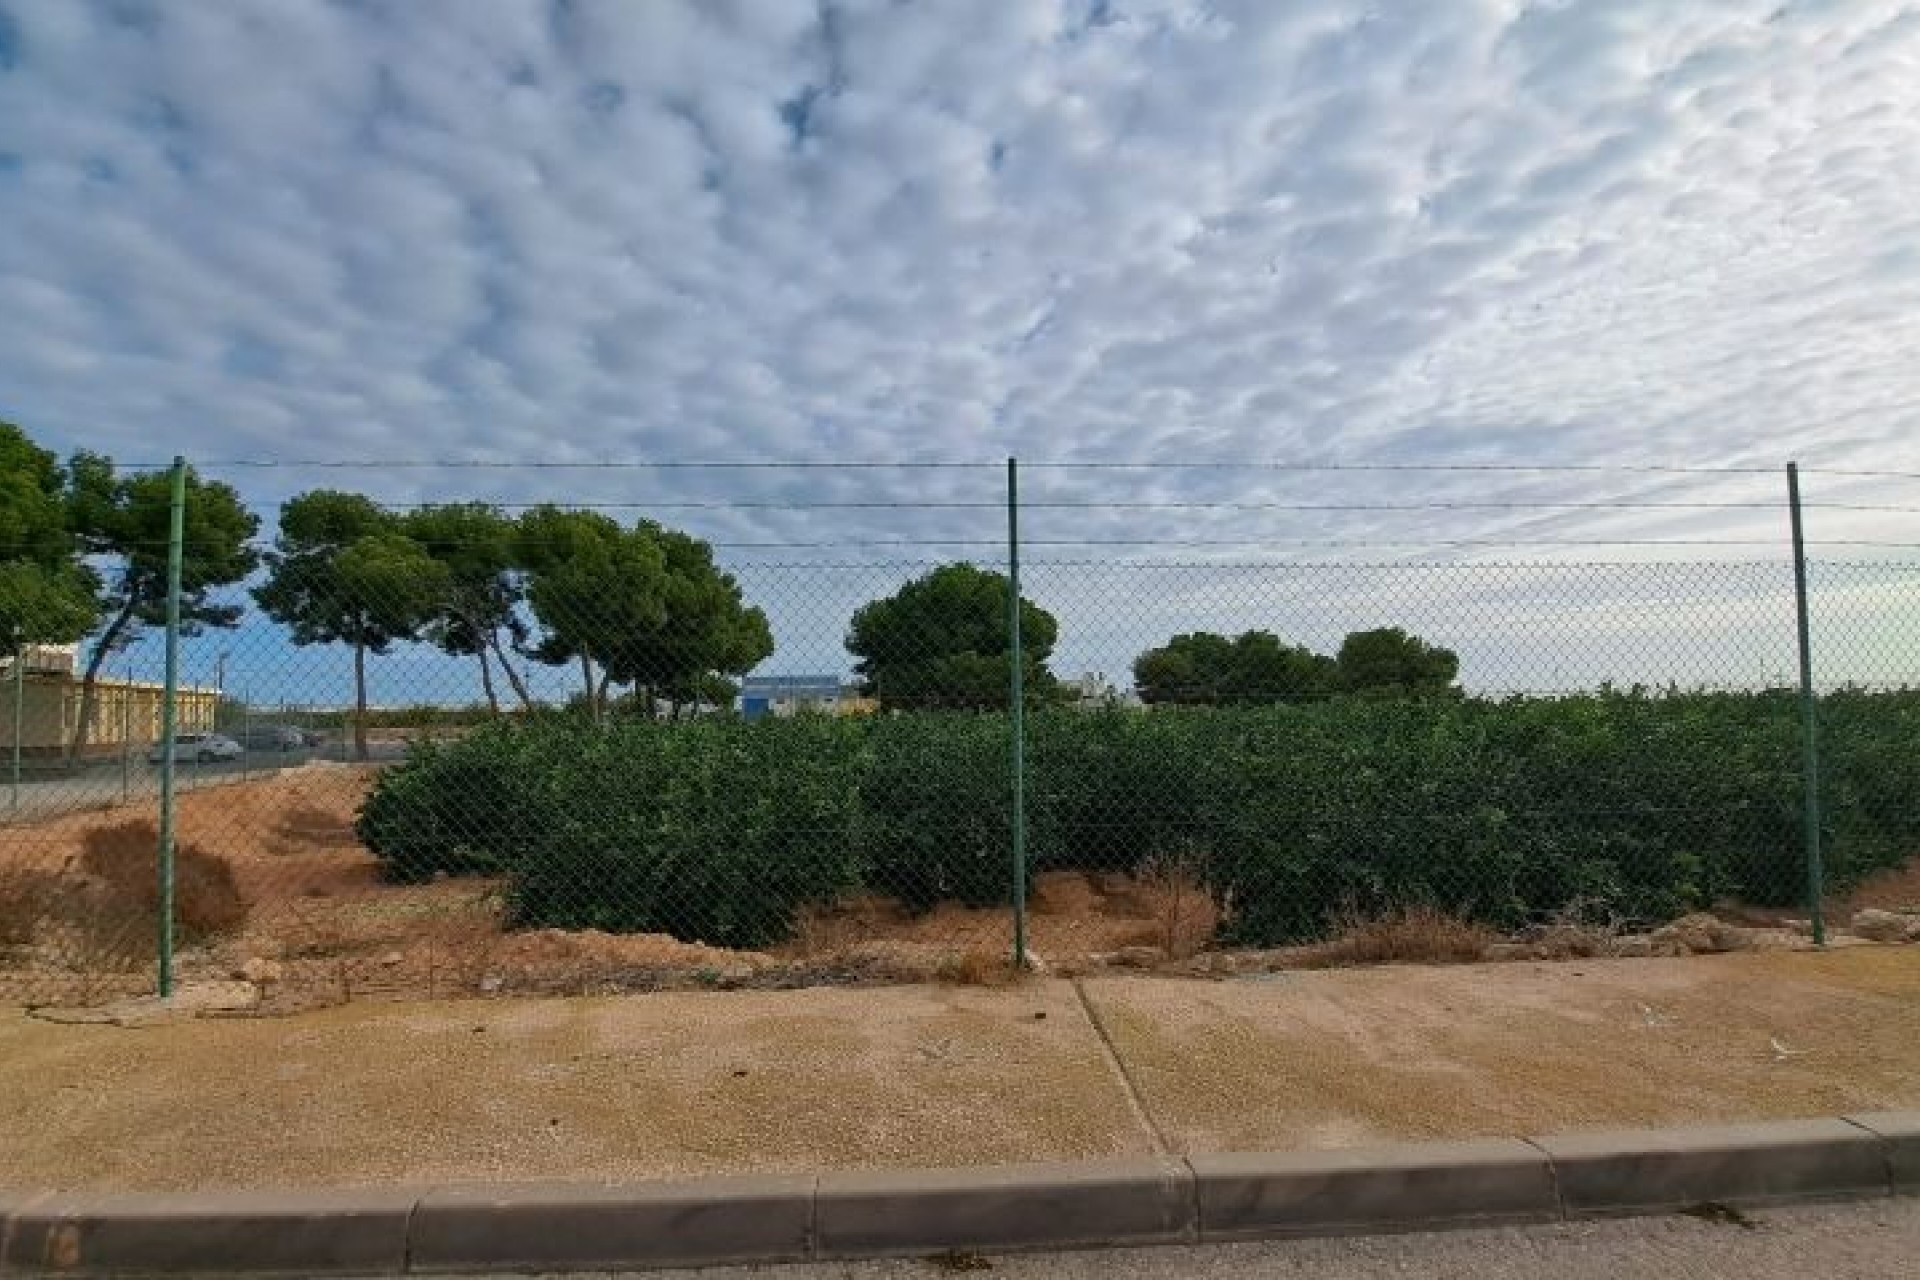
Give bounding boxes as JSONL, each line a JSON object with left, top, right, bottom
{"left": 148, "top": 732, "right": 244, "bottom": 764}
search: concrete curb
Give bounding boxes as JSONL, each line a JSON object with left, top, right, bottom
{"left": 2, "top": 1114, "right": 1915, "bottom": 1275}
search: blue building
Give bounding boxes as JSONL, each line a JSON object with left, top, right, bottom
{"left": 738, "top": 674, "right": 860, "bottom": 719}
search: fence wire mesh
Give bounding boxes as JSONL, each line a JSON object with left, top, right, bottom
{"left": 3, "top": 460, "right": 1919, "bottom": 1011}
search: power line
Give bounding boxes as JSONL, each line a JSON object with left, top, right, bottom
{"left": 705, "top": 537, "right": 1920, "bottom": 549}
{"left": 368, "top": 498, "right": 1920, "bottom": 513}
{"left": 113, "top": 458, "right": 1841, "bottom": 476}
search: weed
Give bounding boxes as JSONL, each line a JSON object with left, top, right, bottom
{"left": 1295, "top": 903, "right": 1496, "bottom": 968}
{"left": 1129, "top": 847, "right": 1222, "bottom": 960}
{"left": 0, "top": 868, "right": 62, "bottom": 948}
{"left": 935, "top": 947, "right": 1022, "bottom": 987}
{"left": 78, "top": 820, "right": 248, "bottom": 941}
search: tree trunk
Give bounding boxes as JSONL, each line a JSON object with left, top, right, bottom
{"left": 578, "top": 651, "right": 597, "bottom": 723}
{"left": 476, "top": 645, "right": 500, "bottom": 715}
{"left": 352, "top": 637, "right": 369, "bottom": 762}
{"left": 490, "top": 632, "right": 533, "bottom": 709}
{"left": 66, "top": 599, "right": 138, "bottom": 766}
{"left": 596, "top": 667, "right": 616, "bottom": 719}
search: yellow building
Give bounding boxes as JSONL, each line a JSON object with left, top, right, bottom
{"left": 2, "top": 648, "right": 217, "bottom": 762}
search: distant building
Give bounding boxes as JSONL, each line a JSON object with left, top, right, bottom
{"left": 1, "top": 648, "right": 218, "bottom": 762}
{"left": 738, "top": 674, "right": 874, "bottom": 719}
{"left": 1073, "top": 672, "right": 1140, "bottom": 709}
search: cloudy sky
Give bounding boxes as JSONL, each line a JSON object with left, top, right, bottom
{"left": 4, "top": 0, "right": 1920, "bottom": 697}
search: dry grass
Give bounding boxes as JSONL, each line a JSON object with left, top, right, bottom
{"left": 78, "top": 820, "right": 248, "bottom": 942}
{"left": 0, "top": 868, "right": 62, "bottom": 948}
{"left": 790, "top": 893, "right": 909, "bottom": 959}
{"left": 1293, "top": 904, "right": 1496, "bottom": 968}
{"left": 1118, "top": 852, "right": 1222, "bottom": 961}
{"left": 935, "top": 947, "right": 1026, "bottom": 987}
{"left": 1527, "top": 898, "right": 1624, "bottom": 960}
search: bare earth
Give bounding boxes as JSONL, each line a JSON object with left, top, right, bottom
{"left": 4, "top": 947, "right": 1918, "bottom": 1192}
{"left": 0, "top": 767, "right": 1193, "bottom": 1009}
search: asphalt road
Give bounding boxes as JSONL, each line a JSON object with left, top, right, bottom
{"left": 509, "top": 1199, "right": 1920, "bottom": 1280}
{"left": 2, "top": 741, "right": 405, "bottom": 822}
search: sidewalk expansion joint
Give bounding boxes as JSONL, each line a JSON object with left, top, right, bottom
{"left": 1071, "top": 977, "right": 1171, "bottom": 1157}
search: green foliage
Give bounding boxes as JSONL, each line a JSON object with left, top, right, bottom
{"left": 0, "top": 421, "right": 98, "bottom": 646}
{"left": 361, "top": 716, "right": 868, "bottom": 946}
{"left": 625, "top": 521, "right": 774, "bottom": 704}
{"left": 333, "top": 534, "right": 453, "bottom": 636}
{"left": 256, "top": 492, "right": 449, "bottom": 759}
{"left": 1132, "top": 626, "right": 1458, "bottom": 705}
{"left": 513, "top": 506, "right": 659, "bottom": 682}
{"left": 356, "top": 731, "right": 542, "bottom": 882}
{"left": 513, "top": 509, "right": 771, "bottom": 713}
{"left": 1133, "top": 631, "right": 1335, "bottom": 705}
{"left": 356, "top": 689, "right": 1920, "bottom": 951}
{"left": 67, "top": 453, "right": 261, "bottom": 636}
{"left": 847, "top": 562, "right": 1059, "bottom": 710}
{"left": 1335, "top": 627, "right": 1460, "bottom": 696}
{"left": 62, "top": 453, "right": 260, "bottom": 759}
{"left": 402, "top": 503, "right": 530, "bottom": 706}
{"left": 858, "top": 713, "right": 1010, "bottom": 910}
{"left": 255, "top": 492, "right": 410, "bottom": 649}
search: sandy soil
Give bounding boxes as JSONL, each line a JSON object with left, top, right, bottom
{"left": 1092, "top": 947, "right": 1920, "bottom": 1153}
{"left": 0, "top": 980, "right": 1142, "bottom": 1190}
{"left": 3, "top": 949, "right": 1917, "bottom": 1192}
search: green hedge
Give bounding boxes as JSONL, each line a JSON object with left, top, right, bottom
{"left": 355, "top": 690, "right": 1920, "bottom": 948}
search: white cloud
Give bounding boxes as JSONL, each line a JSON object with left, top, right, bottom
{"left": 1, "top": 0, "right": 1918, "bottom": 558}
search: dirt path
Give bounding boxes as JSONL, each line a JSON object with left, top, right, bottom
{"left": 4, "top": 948, "right": 1918, "bottom": 1192}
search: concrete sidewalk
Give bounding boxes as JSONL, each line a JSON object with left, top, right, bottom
{"left": 4, "top": 948, "right": 1919, "bottom": 1192}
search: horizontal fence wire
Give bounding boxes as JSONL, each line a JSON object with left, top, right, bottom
{"left": 4, "top": 459, "right": 1920, "bottom": 1010}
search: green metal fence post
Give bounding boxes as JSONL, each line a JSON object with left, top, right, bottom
{"left": 1007, "top": 456, "right": 1029, "bottom": 969}
{"left": 8, "top": 628, "right": 23, "bottom": 816}
{"left": 156, "top": 455, "right": 187, "bottom": 996}
{"left": 1787, "top": 462, "right": 1826, "bottom": 947}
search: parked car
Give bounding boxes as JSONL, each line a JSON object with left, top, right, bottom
{"left": 148, "top": 732, "right": 243, "bottom": 764}
{"left": 238, "top": 725, "right": 306, "bottom": 752}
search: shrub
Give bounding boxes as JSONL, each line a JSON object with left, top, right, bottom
{"left": 501, "top": 714, "right": 868, "bottom": 948}
{"left": 357, "top": 724, "right": 543, "bottom": 882}
{"left": 78, "top": 820, "right": 248, "bottom": 941}
{"left": 858, "top": 713, "right": 1010, "bottom": 911}
{"left": 0, "top": 868, "right": 62, "bottom": 948}
{"left": 354, "top": 689, "right": 1920, "bottom": 951}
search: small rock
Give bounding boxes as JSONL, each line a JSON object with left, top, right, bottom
{"left": 32, "top": 981, "right": 258, "bottom": 1028}
{"left": 1482, "top": 942, "right": 1539, "bottom": 962}
{"left": 478, "top": 975, "right": 503, "bottom": 994}
{"left": 239, "top": 956, "right": 284, "bottom": 985}
{"left": 1905, "top": 918, "right": 1920, "bottom": 943}
{"left": 1610, "top": 935, "right": 1656, "bottom": 958}
{"left": 1114, "top": 945, "right": 1167, "bottom": 968}
{"left": 1651, "top": 912, "right": 1752, "bottom": 955}
{"left": 1850, "top": 909, "right": 1908, "bottom": 943}
{"left": 379, "top": 950, "right": 404, "bottom": 966}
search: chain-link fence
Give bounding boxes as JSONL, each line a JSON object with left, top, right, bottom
{"left": 4, "top": 459, "right": 1919, "bottom": 1011}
